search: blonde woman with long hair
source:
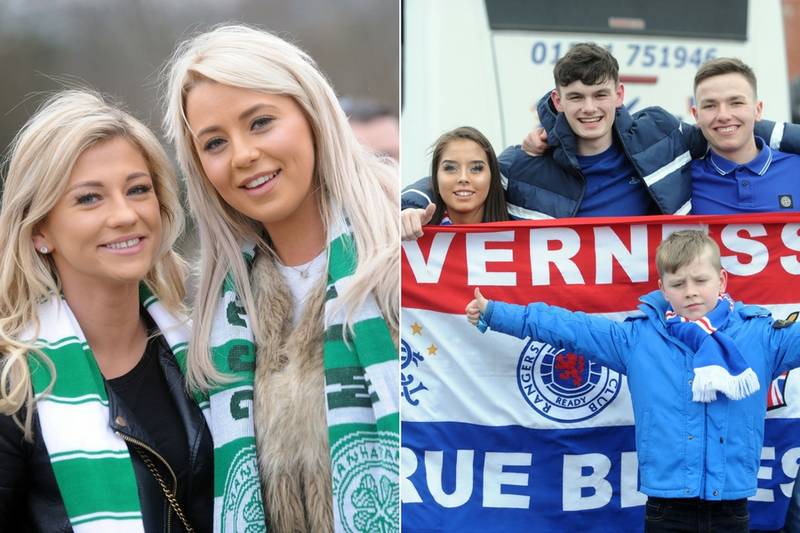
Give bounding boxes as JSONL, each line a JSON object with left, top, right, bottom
{"left": 0, "top": 90, "right": 213, "bottom": 532}
{"left": 163, "top": 24, "right": 399, "bottom": 532}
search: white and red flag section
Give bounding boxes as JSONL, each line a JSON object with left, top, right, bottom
{"left": 401, "top": 213, "right": 800, "bottom": 532}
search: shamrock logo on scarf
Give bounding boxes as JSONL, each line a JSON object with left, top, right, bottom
{"left": 352, "top": 473, "right": 399, "bottom": 532}
{"left": 243, "top": 491, "right": 265, "bottom": 533}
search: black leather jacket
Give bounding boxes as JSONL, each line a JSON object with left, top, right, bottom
{"left": 0, "top": 335, "right": 213, "bottom": 533}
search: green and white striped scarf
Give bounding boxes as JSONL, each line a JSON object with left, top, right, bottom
{"left": 26, "top": 285, "right": 265, "bottom": 533}
{"left": 26, "top": 286, "right": 191, "bottom": 532}
{"left": 322, "top": 220, "right": 399, "bottom": 532}
{"left": 211, "top": 218, "right": 399, "bottom": 533}
{"left": 205, "top": 245, "right": 267, "bottom": 532}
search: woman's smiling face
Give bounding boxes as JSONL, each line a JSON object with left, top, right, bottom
{"left": 435, "top": 138, "right": 491, "bottom": 224}
{"left": 186, "top": 82, "right": 317, "bottom": 230}
{"left": 34, "top": 136, "right": 162, "bottom": 293}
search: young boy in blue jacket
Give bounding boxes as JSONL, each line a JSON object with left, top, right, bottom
{"left": 465, "top": 229, "right": 800, "bottom": 532}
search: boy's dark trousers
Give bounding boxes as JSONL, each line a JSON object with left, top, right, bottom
{"left": 644, "top": 497, "right": 749, "bottom": 532}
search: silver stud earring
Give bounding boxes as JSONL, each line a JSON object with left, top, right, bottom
{"left": 39, "top": 246, "right": 48, "bottom": 254}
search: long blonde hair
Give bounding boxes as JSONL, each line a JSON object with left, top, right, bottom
{"left": 163, "top": 24, "right": 399, "bottom": 391}
{"left": 0, "top": 90, "right": 186, "bottom": 438}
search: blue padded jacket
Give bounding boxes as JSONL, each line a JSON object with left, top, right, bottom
{"left": 483, "top": 290, "right": 800, "bottom": 499}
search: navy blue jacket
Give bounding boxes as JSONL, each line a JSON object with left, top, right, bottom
{"left": 402, "top": 94, "right": 800, "bottom": 218}
{"left": 498, "top": 95, "right": 702, "bottom": 217}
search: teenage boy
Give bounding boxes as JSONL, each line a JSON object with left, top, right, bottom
{"left": 689, "top": 57, "right": 800, "bottom": 533}
{"left": 465, "top": 230, "right": 800, "bottom": 532}
{"left": 401, "top": 44, "right": 799, "bottom": 237}
{"left": 690, "top": 58, "right": 800, "bottom": 214}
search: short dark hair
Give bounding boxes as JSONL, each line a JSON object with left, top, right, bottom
{"left": 694, "top": 57, "right": 757, "bottom": 97}
{"left": 553, "top": 43, "right": 619, "bottom": 88}
{"left": 429, "top": 126, "right": 509, "bottom": 224}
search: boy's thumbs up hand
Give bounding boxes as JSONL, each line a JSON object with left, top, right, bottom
{"left": 473, "top": 287, "right": 488, "bottom": 311}
{"left": 466, "top": 287, "right": 488, "bottom": 326}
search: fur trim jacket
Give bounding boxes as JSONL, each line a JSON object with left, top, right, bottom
{"left": 250, "top": 251, "right": 332, "bottom": 532}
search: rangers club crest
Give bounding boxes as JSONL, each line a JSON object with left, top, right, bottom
{"left": 517, "top": 339, "right": 621, "bottom": 422}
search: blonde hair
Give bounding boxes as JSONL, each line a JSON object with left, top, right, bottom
{"left": 655, "top": 230, "right": 721, "bottom": 278}
{"left": 162, "top": 24, "right": 399, "bottom": 391}
{"left": 0, "top": 89, "right": 186, "bottom": 438}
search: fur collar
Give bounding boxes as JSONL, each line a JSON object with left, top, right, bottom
{"left": 250, "top": 251, "right": 333, "bottom": 533}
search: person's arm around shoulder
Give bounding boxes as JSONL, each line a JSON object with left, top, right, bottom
{"left": 401, "top": 177, "right": 435, "bottom": 211}
{"left": 678, "top": 118, "right": 710, "bottom": 159}
{"left": 678, "top": 115, "right": 800, "bottom": 158}
{"left": 465, "top": 288, "right": 633, "bottom": 373}
{"left": 629, "top": 105, "right": 709, "bottom": 159}
{"left": 497, "top": 142, "right": 549, "bottom": 187}
{"left": 521, "top": 127, "right": 549, "bottom": 156}
{"left": 753, "top": 119, "right": 800, "bottom": 154}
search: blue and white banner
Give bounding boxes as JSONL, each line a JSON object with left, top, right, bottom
{"left": 401, "top": 214, "right": 800, "bottom": 531}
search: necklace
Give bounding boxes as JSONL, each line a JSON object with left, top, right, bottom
{"left": 276, "top": 249, "right": 326, "bottom": 280}
{"left": 285, "top": 262, "right": 314, "bottom": 279}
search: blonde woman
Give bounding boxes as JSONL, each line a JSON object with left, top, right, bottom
{"left": 163, "top": 24, "right": 399, "bottom": 532}
{"left": 0, "top": 90, "right": 213, "bottom": 532}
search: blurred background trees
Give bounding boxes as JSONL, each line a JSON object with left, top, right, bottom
{"left": 0, "top": 0, "right": 398, "bottom": 259}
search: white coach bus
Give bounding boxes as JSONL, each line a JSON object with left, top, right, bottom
{"left": 401, "top": 0, "right": 790, "bottom": 185}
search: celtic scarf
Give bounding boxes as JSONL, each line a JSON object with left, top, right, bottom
{"left": 204, "top": 245, "right": 267, "bottom": 532}
{"left": 665, "top": 294, "right": 760, "bottom": 402}
{"left": 25, "top": 287, "right": 192, "bottom": 532}
{"left": 323, "top": 220, "right": 399, "bottom": 532}
{"left": 211, "top": 217, "right": 399, "bottom": 532}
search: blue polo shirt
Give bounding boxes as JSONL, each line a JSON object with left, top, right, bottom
{"left": 691, "top": 137, "right": 800, "bottom": 213}
{"left": 576, "top": 142, "right": 659, "bottom": 216}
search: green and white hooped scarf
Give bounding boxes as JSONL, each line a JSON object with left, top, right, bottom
{"left": 210, "top": 218, "right": 400, "bottom": 532}
{"left": 26, "top": 285, "right": 265, "bottom": 533}
{"left": 26, "top": 287, "right": 186, "bottom": 532}
{"left": 204, "top": 247, "right": 267, "bottom": 532}
{"left": 322, "top": 220, "right": 400, "bottom": 532}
